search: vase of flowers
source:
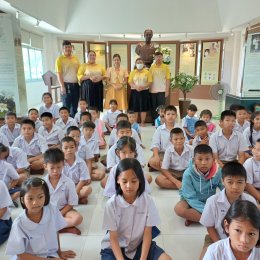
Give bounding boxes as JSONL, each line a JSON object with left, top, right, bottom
{"left": 155, "top": 47, "right": 172, "bottom": 64}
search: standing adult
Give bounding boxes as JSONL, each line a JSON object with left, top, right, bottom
{"left": 149, "top": 51, "right": 171, "bottom": 123}
{"left": 128, "top": 58, "right": 152, "bottom": 126}
{"left": 77, "top": 51, "right": 106, "bottom": 112}
{"left": 55, "top": 40, "right": 80, "bottom": 117}
{"left": 104, "top": 54, "right": 128, "bottom": 111}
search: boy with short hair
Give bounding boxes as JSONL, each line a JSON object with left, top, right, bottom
{"left": 74, "top": 99, "right": 88, "bottom": 125}
{"left": 55, "top": 106, "right": 77, "bottom": 135}
{"left": 199, "top": 162, "right": 256, "bottom": 259}
{"left": 155, "top": 128, "right": 193, "bottom": 189}
{"left": 39, "top": 112, "right": 64, "bottom": 147}
{"left": 182, "top": 104, "right": 198, "bottom": 140}
{"left": 192, "top": 120, "right": 211, "bottom": 147}
{"left": 61, "top": 137, "right": 92, "bottom": 205}
{"left": 43, "top": 148, "right": 82, "bottom": 235}
{"left": 0, "top": 112, "right": 20, "bottom": 145}
{"left": 209, "top": 110, "right": 248, "bottom": 168}
{"left": 79, "top": 111, "right": 92, "bottom": 128}
{"left": 28, "top": 108, "right": 42, "bottom": 132}
{"left": 234, "top": 105, "right": 250, "bottom": 133}
{"left": 127, "top": 110, "right": 141, "bottom": 139}
{"left": 12, "top": 119, "right": 48, "bottom": 175}
{"left": 174, "top": 144, "right": 224, "bottom": 226}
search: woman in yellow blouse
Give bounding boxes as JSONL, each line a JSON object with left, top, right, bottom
{"left": 128, "top": 58, "right": 152, "bottom": 126}
{"left": 77, "top": 50, "right": 106, "bottom": 111}
{"left": 104, "top": 54, "right": 128, "bottom": 111}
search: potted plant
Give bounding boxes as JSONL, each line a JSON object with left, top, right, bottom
{"left": 171, "top": 73, "right": 199, "bottom": 118}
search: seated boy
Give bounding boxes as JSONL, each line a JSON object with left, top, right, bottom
{"left": 191, "top": 120, "right": 211, "bottom": 147}
{"left": 79, "top": 111, "right": 92, "bottom": 129}
{"left": 127, "top": 110, "right": 141, "bottom": 139}
{"left": 74, "top": 99, "right": 88, "bottom": 125}
{"left": 12, "top": 119, "right": 48, "bottom": 175}
{"left": 39, "top": 112, "right": 64, "bottom": 147}
{"left": 55, "top": 106, "right": 77, "bottom": 135}
{"left": 209, "top": 110, "right": 248, "bottom": 168}
{"left": 43, "top": 148, "right": 83, "bottom": 235}
{"left": 174, "top": 144, "right": 224, "bottom": 226}
{"left": 28, "top": 108, "right": 42, "bottom": 132}
{"left": 234, "top": 105, "right": 250, "bottom": 133}
{"left": 0, "top": 111, "right": 20, "bottom": 145}
{"left": 182, "top": 104, "right": 199, "bottom": 140}
{"left": 61, "top": 137, "right": 92, "bottom": 204}
{"left": 149, "top": 105, "right": 184, "bottom": 171}
{"left": 155, "top": 128, "right": 193, "bottom": 189}
{"left": 244, "top": 138, "right": 260, "bottom": 201}
{"left": 199, "top": 162, "right": 256, "bottom": 259}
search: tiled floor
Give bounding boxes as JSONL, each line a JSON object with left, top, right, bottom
{"left": 0, "top": 124, "right": 208, "bottom": 260}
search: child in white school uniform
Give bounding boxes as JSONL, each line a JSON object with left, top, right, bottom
{"left": 102, "top": 136, "right": 152, "bottom": 194}
{"left": 100, "top": 158, "right": 172, "bottom": 260}
{"left": 182, "top": 104, "right": 199, "bottom": 140}
{"left": 203, "top": 200, "right": 260, "bottom": 260}
{"left": 0, "top": 111, "right": 20, "bottom": 145}
{"left": 200, "top": 109, "right": 216, "bottom": 133}
{"left": 39, "top": 112, "right": 64, "bottom": 147}
{"left": 39, "top": 92, "right": 60, "bottom": 120}
{"left": 28, "top": 108, "right": 42, "bottom": 132}
{"left": 79, "top": 111, "right": 92, "bottom": 128}
{"left": 0, "top": 132, "right": 10, "bottom": 147}
{"left": 234, "top": 105, "right": 250, "bottom": 133}
{"left": 43, "top": 148, "right": 83, "bottom": 235}
{"left": 199, "top": 162, "right": 256, "bottom": 259}
{"left": 0, "top": 180, "right": 13, "bottom": 245}
{"left": 209, "top": 110, "right": 248, "bottom": 168}
{"left": 13, "top": 119, "right": 48, "bottom": 175}
{"left": 155, "top": 105, "right": 165, "bottom": 128}
{"left": 74, "top": 98, "right": 88, "bottom": 125}
{"left": 191, "top": 120, "right": 211, "bottom": 147}
{"left": 156, "top": 128, "right": 193, "bottom": 190}
{"left": 61, "top": 137, "right": 92, "bottom": 205}
{"left": 244, "top": 138, "right": 260, "bottom": 201}
{"left": 5, "top": 177, "right": 76, "bottom": 259}
{"left": 55, "top": 106, "right": 77, "bottom": 135}
{"left": 102, "top": 99, "right": 121, "bottom": 134}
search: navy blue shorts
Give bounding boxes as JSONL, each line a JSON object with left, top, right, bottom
{"left": 100, "top": 240, "right": 165, "bottom": 260}
{"left": 0, "top": 218, "right": 12, "bottom": 245}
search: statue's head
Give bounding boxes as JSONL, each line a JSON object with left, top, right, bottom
{"left": 144, "top": 29, "right": 153, "bottom": 42}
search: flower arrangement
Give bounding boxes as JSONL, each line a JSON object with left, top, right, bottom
{"left": 155, "top": 46, "right": 172, "bottom": 64}
{"left": 171, "top": 73, "right": 199, "bottom": 100}
{"left": 0, "top": 91, "right": 15, "bottom": 117}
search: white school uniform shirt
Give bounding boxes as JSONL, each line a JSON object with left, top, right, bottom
{"left": 44, "top": 174, "right": 78, "bottom": 209}
{"left": 34, "top": 119, "right": 43, "bottom": 132}
{"left": 244, "top": 157, "right": 260, "bottom": 188}
{"left": 63, "top": 156, "right": 91, "bottom": 184}
{"left": 102, "top": 109, "right": 121, "bottom": 127}
{"left": 209, "top": 129, "right": 248, "bottom": 161}
{"left": 39, "top": 103, "right": 60, "bottom": 119}
{"left": 192, "top": 133, "right": 211, "bottom": 148}
{"left": 200, "top": 188, "right": 256, "bottom": 239}
{"left": 234, "top": 119, "right": 250, "bottom": 133}
{"left": 150, "top": 123, "right": 185, "bottom": 152}
{"left": 0, "top": 160, "right": 19, "bottom": 186}
{"left": 6, "top": 204, "right": 67, "bottom": 260}
{"left": 38, "top": 125, "right": 64, "bottom": 145}
{"left": 0, "top": 123, "right": 20, "bottom": 145}
{"left": 101, "top": 193, "right": 161, "bottom": 259}
{"left": 80, "top": 135, "right": 99, "bottom": 155}
{"left": 74, "top": 110, "right": 85, "bottom": 125}
{"left": 103, "top": 164, "right": 151, "bottom": 197}
{"left": 243, "top": 127, "right": 260, "bottom": 147}
{"left": 77, "top": 143, "right": 94, "bottom": 160}
{"left": 0, "top": 132, "right": 10, "bottom": 147}
{"left": 107, "top": 143, "right": 145, "bottom": 169}
{"left": 161, "top": 143, "right": 194, "bottom": 171}
{"left": 108, "top": 128, "right": 142, "bottom": 147}
{"left": 12, "top": 133, "right": 48, "bottom": 156}
{"left": 6, "top": 147, "right": 29, "bottom": 170}
{"left": 55, "top": 117, "right": 77, "bottom": 135}
{"left": 203, "top": 237, "right": 260, "bottom": 260}
{"left": 0, "top": 180, "right": 12, "bottom": 220}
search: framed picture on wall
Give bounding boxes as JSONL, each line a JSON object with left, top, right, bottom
{"left": 71, "top": 41, "right": 85, "bottom": 64}
{"left": 87, "top": 42, "right": 107, "bottom": 68}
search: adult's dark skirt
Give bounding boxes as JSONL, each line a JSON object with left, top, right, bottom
{"left": 129, "top": 89, "right": 150, "bottom": 112}
{"left": 81, "top": 79, "right": 103, "bottom": 112}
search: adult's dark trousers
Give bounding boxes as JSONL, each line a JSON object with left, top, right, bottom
{"left": 61, "top": 82, "right": 80, "bottom": 117}
{"left": 150, "top": 92, "right": 166, "bottom": 120}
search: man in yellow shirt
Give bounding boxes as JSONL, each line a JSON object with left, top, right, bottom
{"left": 149, "top": 52, "right": 171, "bottom": 124}
{"left": 55, "top": 40, "right": 80, "bottom": 117}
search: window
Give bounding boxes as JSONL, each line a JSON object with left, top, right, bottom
{"left": 22, "top": 46, "right": 43, "bottom": 81}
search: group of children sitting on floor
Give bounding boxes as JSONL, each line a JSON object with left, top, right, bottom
{"left": 0, "top": 91, "right": 260, "bottom": 259}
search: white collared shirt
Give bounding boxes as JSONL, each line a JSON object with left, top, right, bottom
{"left": 0, "top": 133, "right": 10, "bottom": 147}
{"left": 38, "top": 125, "right": 64, "bottom": 145}
{"left": 80, "top": 135, "right": 99, "bottom": 155}
{"left": 34, "top": 119, "right": 43, "bottom": 132}
{"left": 0, "top": 160, "right": 19, "bottom": 186}
{"left": 0, "top": 123, "right": 20, "bottom": 145}
{"left": 6, "top": 147, "right": 29, "bottom": 169}
{"left": 63, "top": 156, "right": 90, "bottom": 184}
{"left": 77, "top": 143, "right": 94, "bottom": 160}
{"left": 55, "top": 117, "right": 77, "bottom": 135}
{"left": 209, "top": 129, "right": 248, "bottom": 161}
{"left": 192, "top": 133, "right": 211, "bottom": 148}
{"left": 101, "top": 193, "right": 160, "bottom": 259}
{"left": 44, "top": 174, "right": 78, "bottom": 209}
{"left": 161, "top": 144, "right": 194, "bottom": 171}
{"left": 102, "top": 109, "right": 121, "bottom": 127}
{"left": 234, "top": 120, "right": 250, "bottom": 133}
{"left": 200, "top": 188, "right": 256, "bottom": 239}
{"left": 243, "top": 127, "right": 260, "bottom": 147}
{"left": 244, "top": 157, "right": 260, "bottom": 188}
{"left": 6, "top": 204, "right": 67, "bottom": 259}
{"left": 39, "top": 103, "right": 60, "bottom": 119}
{"left": 0, "top": 180, "right": 12, "bottom": 220}
{"left": 12, "top": 133, "right": 48, "bottom": 156}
